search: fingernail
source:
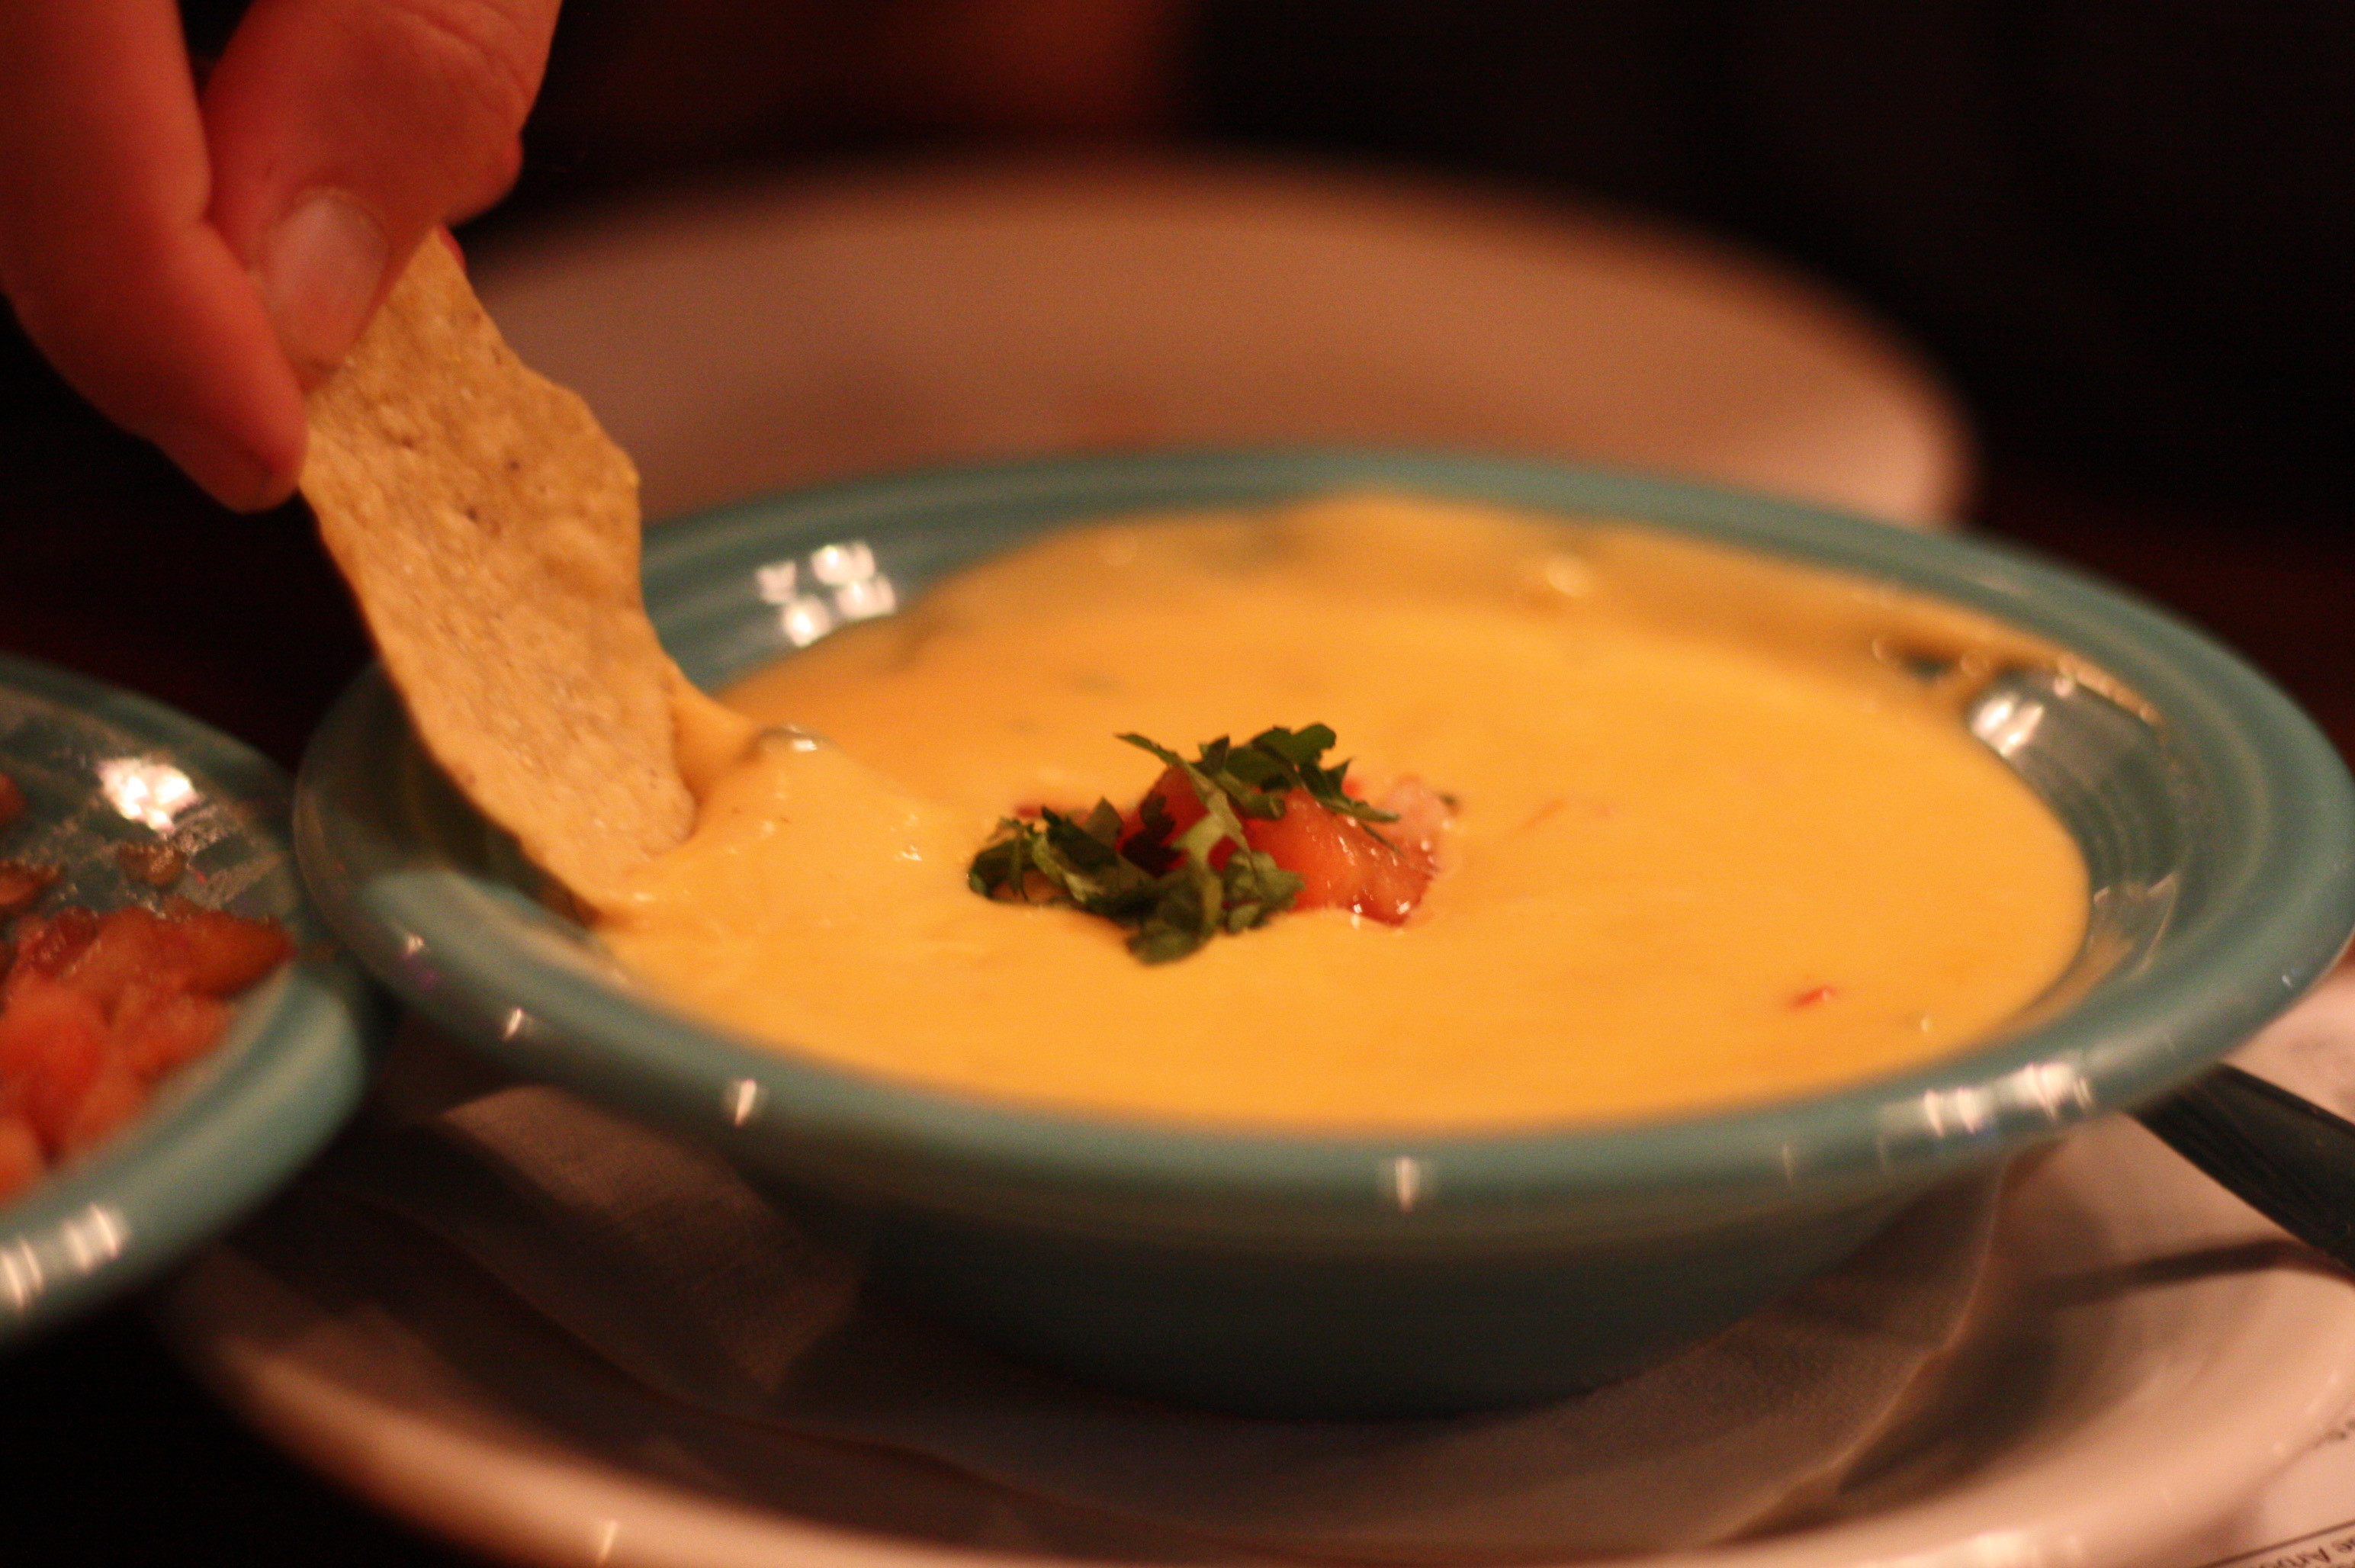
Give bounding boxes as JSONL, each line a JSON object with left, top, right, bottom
{"left": 154, "top": 420, "right": 288, "bottom": 512}
{"left": 259, "top": 190, "right": 389, "bottom": 381}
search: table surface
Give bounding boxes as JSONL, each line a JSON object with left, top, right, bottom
{"left": 2, "top": 304, "right": 2350, "bottom": 1566}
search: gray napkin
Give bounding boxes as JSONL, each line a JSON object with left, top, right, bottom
{"left": 292, "top": 1027, "right": 2000, "bottom": 1563}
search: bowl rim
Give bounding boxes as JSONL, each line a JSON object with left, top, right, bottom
{"left": 2, "top": 652, "right": 381, "bottom": 1342}
{"left": 295, "top": 449, "right": 2355, "bottom": 1232}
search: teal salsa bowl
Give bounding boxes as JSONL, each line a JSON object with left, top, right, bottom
{"left": 295, "top": 451, "right": 2355, "bottom": 1415}
{"left": 2, "top": 654, "right": 382, "bottom": 1346}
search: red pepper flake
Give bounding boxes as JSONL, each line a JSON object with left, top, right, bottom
{"left": 1517, "top": 797, "right": 1566, "bottom": 833}
{"left": 1790, "top": 985, "right": 1840, "bottom": 1009}
{"left": 0, "top": 772, "right": 24, "bottom": 831}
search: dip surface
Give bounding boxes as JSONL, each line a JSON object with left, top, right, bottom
{"left": 599, "top": 496, "right": 2088, "bottom": 1129}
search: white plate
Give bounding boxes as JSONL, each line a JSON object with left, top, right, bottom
{"left": 470, "top": 161, "right": 1970, "bottom": 528}
{"left": 159, "top": 1081, "right": 2355, "bottom": 1568}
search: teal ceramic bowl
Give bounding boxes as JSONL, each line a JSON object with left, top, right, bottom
{"left": 295, "top": 451, "right": 2355, "bottom": 1414}
{"left": 2, "top": 654, "right": 382, "bottom": 1345}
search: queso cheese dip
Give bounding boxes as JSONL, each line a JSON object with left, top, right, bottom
{"left": 599, "top": 496, "right": 2090, "bottom": 1130}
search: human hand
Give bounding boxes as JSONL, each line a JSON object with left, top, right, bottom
{"left": 0, "top": 0, "right": 561, "bottom": 511}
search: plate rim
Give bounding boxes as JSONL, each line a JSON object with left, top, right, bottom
{"left": 158, "top": 1113, "right": 2355, "bottom": 1568}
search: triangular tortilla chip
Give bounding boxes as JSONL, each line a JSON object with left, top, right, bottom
{"left": 302, "top": 238, "right": 693, "bottom": 901}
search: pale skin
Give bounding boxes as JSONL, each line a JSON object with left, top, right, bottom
{"left": 0, "top": 0, "right": 562, "bottom": 511}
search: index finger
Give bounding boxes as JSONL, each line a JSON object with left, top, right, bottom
{"left": 0, "top": 0, "right": 306, "bottom": 509}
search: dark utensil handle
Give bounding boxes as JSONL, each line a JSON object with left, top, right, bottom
{"left": 2135, "top": 1064, "right": 2355, "bottom": 1271}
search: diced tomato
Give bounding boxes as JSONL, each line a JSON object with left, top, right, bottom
{"left": 0, "top": 973, "right": 111, "bottom": 1148}
{"left": 116, "top": 987, "right": 233, "bottom": 1076}
{"left": 0, "top": 861, "right": 58, "bottom": 918}
{"left": 1121, "top": 766, "right": 1449, "bottom": 924}
{"left": 6, "top": 907, "right": 99, "bottom": 994}
{"left": 163, "top": 901, "right": 294, "bottom": 994}
{"left": 56, "top": 906, "right": 192, "bottom": 1014}
{"left": 2, "top": 772, "right": 293, "bottom": 1194}
{"left": 57, "top": 1053, "right": 149, "bottom": 1157}
{"left": 1370, "top": 776, "right": 1452, "bottom": 873}
{"left": 0, "top": 1118, "right": 43, "bottom": 1205}
{"left": 25, "top": 904, "right": 288, "bottom": 1023}
{"left": 2, "top": 896, "right": 288, "bottom": 1184}
{"left": 0, "top": 972, "right": 104, "bottom": 1107}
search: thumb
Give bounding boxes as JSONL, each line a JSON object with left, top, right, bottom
{"left": 201, "top": 0, "right": 558, "bottom": 384}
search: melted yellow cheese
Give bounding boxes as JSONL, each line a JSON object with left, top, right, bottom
{"left": 602, "top": 496, "right": 2089, "bottom": 1130}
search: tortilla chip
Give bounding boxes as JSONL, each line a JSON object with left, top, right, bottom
{"left": 302, "top": 238, "right": 693, "bottom": 903}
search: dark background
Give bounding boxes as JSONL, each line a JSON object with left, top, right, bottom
{"left": 4, "top": 4, "right": 2351, "bottom": 1561}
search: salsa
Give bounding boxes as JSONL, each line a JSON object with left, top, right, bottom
{"left": 969, "top": 725, "right": 1452, "bottom": 962}
{"left": 0, "top": 770, "right": 292, "bottom": 1202}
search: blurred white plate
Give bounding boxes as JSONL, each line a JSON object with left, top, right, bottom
{"left": 159, "top": 1083, "right": 2355, "bottom": 1568}
{"left": 470, "top": 161, "right": 1970, "bottom": 527}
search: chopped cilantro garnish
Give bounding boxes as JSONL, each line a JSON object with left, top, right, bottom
{"left": 1120, "top": 725, "right": 1398, "bottom": 827}
{"left": 969, "top": 725, "right": 1386, "bottom": 962}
